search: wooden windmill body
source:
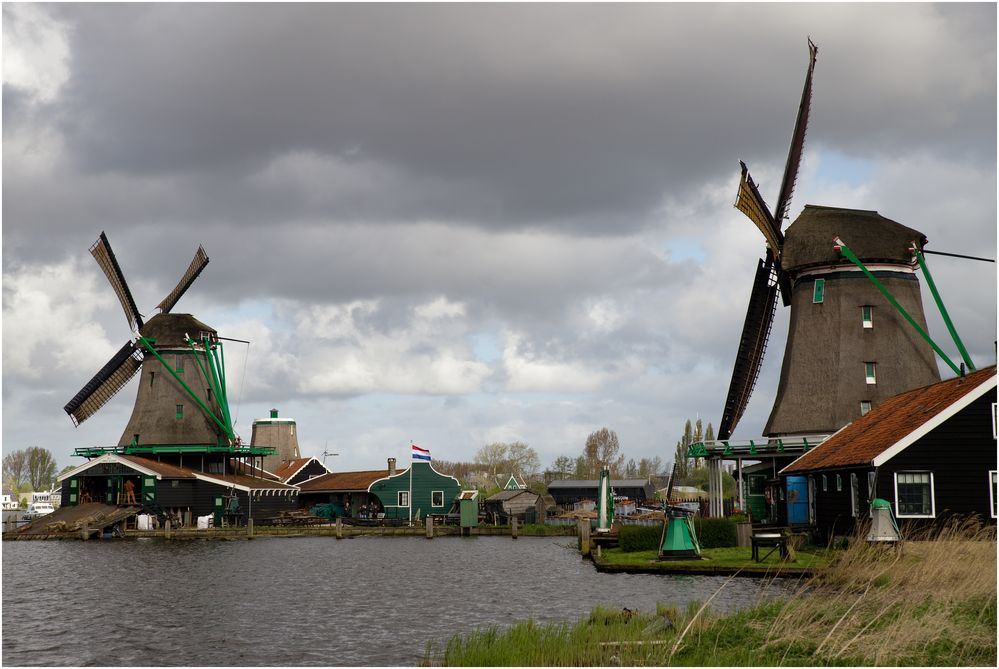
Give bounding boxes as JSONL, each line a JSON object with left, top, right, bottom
{"left": 719, "top": 41, "right": 942, "bottom": 442}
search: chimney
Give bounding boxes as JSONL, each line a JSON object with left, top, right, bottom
{"left": 388, "top": 457, "right": 397, "bottom": 477}
{"left": 270, "top": 408, "right": 279, "bottom": 418}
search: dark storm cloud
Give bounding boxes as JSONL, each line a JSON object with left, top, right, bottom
{"left": 5, "top": 2, "right": 988, "bottom": 252}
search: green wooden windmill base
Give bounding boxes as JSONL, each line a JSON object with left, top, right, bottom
{"left": 657, "top": 515, "right": 702, "bottom": 561}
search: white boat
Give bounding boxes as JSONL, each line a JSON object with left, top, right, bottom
{"left": 25, "top": 502, "right": 55, "bottom": 519}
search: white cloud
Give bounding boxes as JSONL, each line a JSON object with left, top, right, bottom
{"left": 1, "top": 3, "right": 71, "bottom": 103}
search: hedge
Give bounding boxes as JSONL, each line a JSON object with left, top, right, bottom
{"left": 617, "top": 518, "right": 738, "bottom": 552}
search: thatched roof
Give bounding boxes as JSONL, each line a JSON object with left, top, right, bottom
{"left": 138, "top": 313, "right": 216, "bottom": 348}
{"left": 782, "top": 205, "right": 927, "bottom": 271}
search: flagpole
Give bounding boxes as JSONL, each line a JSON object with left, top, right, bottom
{"left": 409, "top": 445, "right": 413, "bottom": 524}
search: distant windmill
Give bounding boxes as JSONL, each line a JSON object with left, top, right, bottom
{"left": 719, "top": 40, "right": 941, "bottom": 440}
{"left": 64, "top": 232, "right": 233, "bottom": 447}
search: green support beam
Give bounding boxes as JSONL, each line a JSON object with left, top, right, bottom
{"left": 911, "top": 245, "right": 975, "bottom": 371}
{"left": 834, "top": 237, "right": 962, "bottom": 376}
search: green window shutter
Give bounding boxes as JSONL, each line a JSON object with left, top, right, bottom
{"left": 70, "top": 479, "right": 78, "bottom": 489}
{"left": 69, "top": 493, "right": 77, "bottom": 504}
{"left": 812, "top": 278, "right": 825, "bottom": 303}
{"left": 176, "top": 404, "right": 184, "bottom": 419}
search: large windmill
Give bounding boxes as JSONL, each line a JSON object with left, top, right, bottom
{"left": 64, "top": 232, "right": 235, "bottom": 449}
{"left": 718, "top": 40, "right": 941, "bottom": 441}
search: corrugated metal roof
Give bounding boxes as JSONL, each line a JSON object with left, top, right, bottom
{"left": 783, "top": 366, "right": 996, "bottom": 474}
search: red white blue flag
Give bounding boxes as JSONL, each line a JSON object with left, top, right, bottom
{"left": 411, "top": 444, "right": 431, "bottom": 461}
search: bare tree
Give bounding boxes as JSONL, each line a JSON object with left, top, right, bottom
{"left": 583, "top": 428, "right": 625, "bottom": 477}
{"left": 3, "top": 449, "right": 30, "bottom": 491}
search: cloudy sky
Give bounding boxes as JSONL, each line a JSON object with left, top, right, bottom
{"left": 3, "top": 3, "right": 996, "bottom": 474}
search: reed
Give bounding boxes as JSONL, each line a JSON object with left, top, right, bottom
{"left": 434, "top": 517, "right": 996, "bottom": 666}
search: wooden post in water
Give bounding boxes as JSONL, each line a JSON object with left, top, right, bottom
{"left": 165, "top": 519, "right": 171, "bottom": 540}
{"left": 511, "top": 517, "right": 518, "bottom": 539}
{"left": 247, "top": 518, "right": 254, "bottom": 539}
{"left": 336, "top": 517, "right": 343, "bottom": 539}
{"left": 578, "top": 519, "right": 591, "bottom": 556}
{"left": 426, "top": 515, "right": 433, "bottom": 539}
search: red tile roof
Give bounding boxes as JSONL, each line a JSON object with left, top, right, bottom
{"left": 783, "top": 366, "right": 996, "bottom": 474}
{"left": 296, "top": 470, "right": 389, "bottom": 492}
{"left": 118, "top": 455, "right": 197, "bottom": 478}
{"left": 272, "top": 457, "right": 315, "bottom": 482}
{"left": 195, "top": 471, "right": 299, "bottom": 491}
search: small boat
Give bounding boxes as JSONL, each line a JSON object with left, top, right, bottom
{"left": 24, "top": 502, "right": 55, "bottom": 519}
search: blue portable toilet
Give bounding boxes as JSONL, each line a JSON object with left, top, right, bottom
{"left": 786, "top": 476, "right": 809, "bottom": 526}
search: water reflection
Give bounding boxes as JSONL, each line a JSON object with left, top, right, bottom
{"left": 3, "top": 536, "right": 793, "bottom": 666}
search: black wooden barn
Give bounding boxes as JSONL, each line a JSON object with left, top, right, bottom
{"left": 781, "top": 366, "right": 997, "bottom": 542}
{"left": 547, "top": 479, "right": 656, "bottom": 508}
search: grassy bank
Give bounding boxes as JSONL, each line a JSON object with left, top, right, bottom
{"left": 433, "top": 518, "right": 996, "bottom": 666}
{"left": 596, "top": 544, "right": 833, "bottom": 573}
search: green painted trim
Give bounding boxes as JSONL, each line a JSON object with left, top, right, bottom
{"left": 913, "top": 248, "right": 975, "bottom": 371}
{"left": 835, "top": 240, "right": 961, "bottom": 376}
{"left": 139, "top": 335, "right": 235, "bottom": 442}
{"left": 252, "top": 420, "right": 297, "bottom": 425}
{"left": 73, "top": 445, "right": 276, "bottom": 457}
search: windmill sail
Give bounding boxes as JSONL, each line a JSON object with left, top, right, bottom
{"left": 64, "top": 340, "right": 143, "bottom": 426}
{"left": 156, "top": 245, "right": 209, "bottom": 313}
{"left": 717, "top": 257, "right": 779, "bottom": 440}
{"left": 772, "top": 38, "right": 818, "bottom": 228}
{"left": 91, "top": 232, "right": 143, "bottom": 331}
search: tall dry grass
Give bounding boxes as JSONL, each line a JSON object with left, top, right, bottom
{"left": 757, "top": 516, "right": 997, "bottom": 665}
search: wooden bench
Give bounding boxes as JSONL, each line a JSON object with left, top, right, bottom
{"left": 751, "top": 532, "right": 789, "bottom": 562}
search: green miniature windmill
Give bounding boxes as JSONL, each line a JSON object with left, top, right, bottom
{"left": 658, "top": 462, "right": 701, "bottom": 560}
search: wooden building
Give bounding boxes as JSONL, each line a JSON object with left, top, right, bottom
{"left": 271, "top": 457, "right": 331, "bottom": 486}
{"left": 57, "top": 453, "right": 299, "bottom": 526}
{"left": 483, "top": 489, "right": 548, "bottom": 523}
{"left": 296, "top": 467, "right": 390, "bottom": 518}
{"left": 547, "top": 479, "right": 655, "bottom": 508}
{"left": 367, "top": 460, "right": 460, "bottom": 521}
{"left": 781, "top": 366, "right": 997, "bottom": 542}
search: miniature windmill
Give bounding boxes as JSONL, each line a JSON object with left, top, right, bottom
{"left": 64, "top": 232, "right": 234, "bottom": 447}
{"left": 719, "top": 40, "right": 940, "bottom": 440}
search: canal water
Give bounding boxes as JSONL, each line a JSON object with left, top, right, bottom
{"left": 2, "top": 536, "right": 793, "bottom": 666}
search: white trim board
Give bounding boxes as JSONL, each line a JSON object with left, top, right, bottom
{"left": 57, "top": 453, "right": 165, "bottom": 482}
{"left": 872, "top": 374, "right": 997, "bottom": 467}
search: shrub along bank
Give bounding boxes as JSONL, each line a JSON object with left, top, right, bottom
{"left": 618, "top": 518, "right": 737, "bottom": 552}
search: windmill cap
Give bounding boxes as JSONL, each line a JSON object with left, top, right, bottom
{"left": 138, "top": 313, "right": 216, "bottom": 347}
{"left": 781, "top": 205, "right": 927, "bottom": 272}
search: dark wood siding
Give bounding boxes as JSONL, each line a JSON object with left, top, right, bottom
{"left": 287, "top": 460, "right": 328, "bottom": 486}
{"left": 808, "top": 466, "right": 876, "bottom": 542}
{"left": 879, "top": 390, "right": 996, "bottom": 526}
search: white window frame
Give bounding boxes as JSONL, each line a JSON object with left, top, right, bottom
{"left": 860, "top": 400, "right": 872, "bottom": 416}
{"left": 431, "top": 490, "right": 444, "bottom": 507}
{"left": 862, "top": 305, "right": 873, "bottom": 328}
{"left": 821, "top": 474, "right": 827, "bottom": 492}
{"left": 990, "top": 471, "right": 997, "bottom": 519}
{"left": 836, "top": 474, "right": 842, "bottom": 492}
{"left": 894, "top": 471, "right": 935, "bottom": 518}
{"left": 865, "top": 362, "right": 877, "bottom": 385}
{"left": 397, "top": 490, "right": 410, "bottom": 507}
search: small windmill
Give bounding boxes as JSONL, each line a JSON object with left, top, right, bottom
{"left": 64, "top": 232, "right": 234, "bottom": 447}
{"left": 717, "top": 39, "right": 818, "bottom": 441}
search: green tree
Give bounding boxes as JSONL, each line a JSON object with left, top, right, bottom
{"left": 26, "top": 447, "right": 58, "bottom": 491}
{"left": 624, "top": 458, "right": 638, "bottom": 478}
{"left": 3, "top": 449, "right": 30, "bottom": 491}
{"left": 583, "top": 428, "right": 624, "bottom": 478}
{"left": 573, "top": 456, "right": 588, "bottom": 478}
{"left": 473, "top": 441, "right": 540, "bottom": 479}
{"left": 548, "top": 455, "right": 574, "bottom": 480}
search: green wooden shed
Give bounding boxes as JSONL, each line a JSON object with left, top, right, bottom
{"left": 367, "top": 460, "right": 461, "bottom": 521}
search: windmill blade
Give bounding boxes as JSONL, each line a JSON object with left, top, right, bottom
{"left": 90, "top": 232, "right": 143, "bottom": 331}
{"left": 772, "top": 38, "right": 818, "bottom": 228}
{"left": 718, "top": 256, "right": 780, "bottom": 441}
{"left": 156, "top": 245, "right": 209, "bottom": 313}
{"left": 735, "top": 161, "right": 783, "bottom": 254}
{"left": 64, "top": 340, "right": 143, "bottom": 426}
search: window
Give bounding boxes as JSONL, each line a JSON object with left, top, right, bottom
{"left": 850, "top": 473, "right": 861, "bottom": 518}
{"left": 862, "top": 305, "right": 873, "bottom": 328}
{"left": 821, "top": 474, "right": 828, "bottom": 492}
{"left": 836, "top": 474, "right": 842, "bottom": 492}
{"left": 150, "top": 372, "right": 155, "bottom": 387}
{"left": 812, "top": 278, "right": 825, "bottom": 303}
{"left": 175, "top": 355, "right": 184, "bottom": 372}
{"left": 860, "top": 401, "right": 872, "bottom": 416}
{"left": 397, "top": 491, "right": 410, "bottom": 507}
{"left": 432, "top": 491, "right": 444, "bottom": 507}
{"left": 895, "top": 472, "right": 935, "bottom": 517}
{"left": 868, "top": 471, "right": 877, "bottom": 518}
{"left": 69, "top": 493, "right": 77, "bottom": 504}
{"left": 990, "top": 471, "right": 997, "bottom": 519}
{"left": 865, "top": 362, "right": 877, "bottom": 385}
{"left": 175, "top": 404, "right": 184, "bottom": 419}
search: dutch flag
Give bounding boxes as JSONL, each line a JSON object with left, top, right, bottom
{"left": 412, "top": 444, "right": 431, "bottom": 461}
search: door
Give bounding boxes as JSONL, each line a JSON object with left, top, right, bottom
{"left": 786, "top": 476, "right": 809, "bottom": 526}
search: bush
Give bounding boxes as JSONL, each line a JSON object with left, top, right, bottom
{"left": 694, "top": 518, "right": 737, "bottom": 548}
{"left": 618, "top": 524, "right": 662, "bottom": 552}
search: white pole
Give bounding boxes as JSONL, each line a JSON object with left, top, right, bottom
{"left": 409, "top": 457, "right": 413, "bottom": 524}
